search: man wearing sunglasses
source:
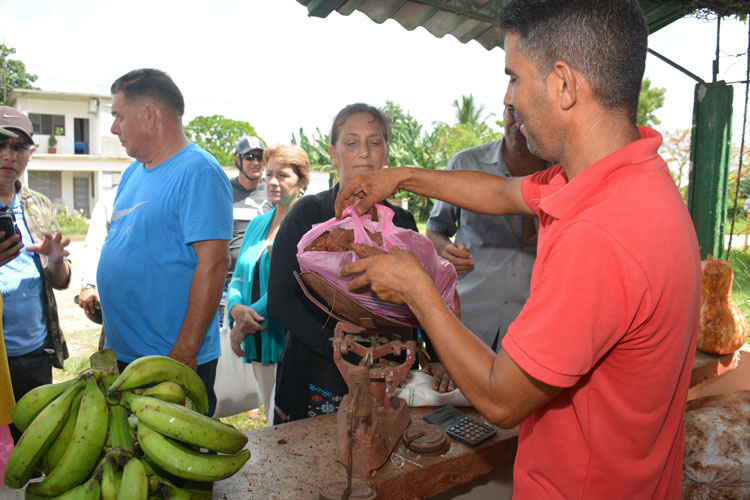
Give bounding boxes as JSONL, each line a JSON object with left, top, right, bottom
{"left": 218, "top": 137, "right": 271, "bottom": 328}
{"left": 0, "top": 106, "right": 72, "bottom": 443}
{"left": 230, "top": 136, "right": 271, "bottom": 276}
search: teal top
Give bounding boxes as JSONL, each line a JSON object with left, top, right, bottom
{"left": 227, "top": 208, "right": 285, "bottom": 364}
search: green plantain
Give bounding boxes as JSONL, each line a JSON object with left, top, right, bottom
{"left": 160, "top": 481, "right": 213, "bottom": 499}
{"left": 4, "top": 378, "right": 85, "bottom": 489}
{"left": 28, "top": 374, "right": 109, "bottom": 497}
{"left": 139, "top": 454, "right": 212, "bottom": 500}
{"left": 42, "top": 390, "right": 84, "bottom": 474}
{"left": 107, "top": 356, "right": 208, "bottom": 415}
{"left": 118, "top": 458, "right": 148, "bottom": 500}
{"left": 121, "top": 392, "right": 246, "bottom": 453}
{"left": 128, "top": 380, "right": 186, "bottom": 405}
{"left": 136, "top": 422, "right": 250, "bottom": 482}
{"left": 42, "top": 473, "right": 101, "bottom": 500}
{"left": 11, "top": 378, "right": 76, "bottom": 433}
{"left": 100, "top": 453, "right": 121, "bottom": 500}
{"left": 107, "top": 404, "right": 135, "bottom": 453}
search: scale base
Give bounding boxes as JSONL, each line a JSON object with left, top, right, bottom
{"left": 337, "top": 395, "right": 411, "bottom": 478}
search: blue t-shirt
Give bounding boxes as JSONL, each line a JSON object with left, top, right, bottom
{"left": 0, "top": 194, "right": 47, "bottom": 356}
{"left": 97, "top": 144, "right": 232, "bottom": 364}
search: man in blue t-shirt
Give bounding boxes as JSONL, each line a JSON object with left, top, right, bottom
{"left": 97, "top": 69, "right": 232, "bottom": 415}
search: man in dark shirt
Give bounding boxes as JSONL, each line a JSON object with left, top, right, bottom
{"left": 229, "top": 136, "right": 271, "bottom": 271}
{"left": 221, "top": 136, "right": 271, "bottom": 326}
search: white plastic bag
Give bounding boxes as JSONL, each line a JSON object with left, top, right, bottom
{"left": 392, "top": 371, "right": 470, "bottom": 407}
{"left": 212, "top": 307, "right": 261, "bottom": 418}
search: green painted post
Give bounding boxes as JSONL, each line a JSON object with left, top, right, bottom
{"left": 687, "top": 81, "right": 733, "bottom": 259}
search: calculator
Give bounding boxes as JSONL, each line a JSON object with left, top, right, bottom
{"left": 423, "top": 406, "right": 497, "bottom": 446}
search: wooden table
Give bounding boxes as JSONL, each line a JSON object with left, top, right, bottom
{"left": 691, "top": 347, "right": 743, "bottom": 387}
{"left": 214, "top": 407, "right": 518, "bottom": 500}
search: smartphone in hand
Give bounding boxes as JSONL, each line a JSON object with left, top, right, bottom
{"left": 0, "top": 212, "right": 17, "bottom": 243}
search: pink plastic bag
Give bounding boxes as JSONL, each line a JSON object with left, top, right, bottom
{"left": 297, "top": 203, "right": 457, "bottom": 325}
{"left": 0, "top": 425, "right": 13, "bottom": 486}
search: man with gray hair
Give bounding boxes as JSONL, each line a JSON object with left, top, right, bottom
{"left": 97, "top": 69, "right": 232, "bottom": 416}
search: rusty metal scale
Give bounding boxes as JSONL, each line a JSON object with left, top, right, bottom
{"left": 295, "top": 270, "right": 422, "bottom": 495}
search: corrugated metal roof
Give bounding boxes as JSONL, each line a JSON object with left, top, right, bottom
{"left": 295, "top": 0, "right": 726, "bottom": 50}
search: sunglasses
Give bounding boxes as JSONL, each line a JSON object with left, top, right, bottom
{"left": 243, "top": 152, "right": 263, "bottom": 162}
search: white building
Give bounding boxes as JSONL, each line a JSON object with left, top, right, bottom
{"left": 9, "top": 88, "right": 335, "bottom": 215}
{"left": 8, "top": 89, "right": 130, "bottom": 216}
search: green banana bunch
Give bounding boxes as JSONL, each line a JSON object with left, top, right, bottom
{"left": 128, "top": 380, "right": 186, "bottom": 405}
{"left": 107, "top": 404, "right": 135, "bottom": 453}
{"left": 42, "top": 390, "right": 84, "bottom": 474}
{"left": 9, "top": 351, "right": 247, "bottom": 497}
{"left": 28, "top": 374, "right": 109, "bottom": 497}
{"left": 107, "top": 356, "right": 208, "bottom": 415}
{"left": 121, "top": 392, "right": 247, "bottom": 453}
{"left": 137, "top": 421, "right": 250, "bottom": 482}
{"left": 11, "top": 378, "right": 76, "bottom": 433}
{"left": 100, "top": 453, "right": 121, "bottom": 500}
{"left": 4, "top": 378, "right": 85, "bottom": 488}
{"left": 118, "top": 457, "right": 148, "bottom": 500}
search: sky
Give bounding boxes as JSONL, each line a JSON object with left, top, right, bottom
{"left": 0, "top": 1, "right": 748, "bottom": 149}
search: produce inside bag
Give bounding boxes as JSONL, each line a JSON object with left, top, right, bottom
{"left": 297, "top": 203, "right": 458, "bottom": 325}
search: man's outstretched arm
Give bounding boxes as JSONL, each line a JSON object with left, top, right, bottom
{"left": 335, "top": 167, "right": 531, "bottom": 219}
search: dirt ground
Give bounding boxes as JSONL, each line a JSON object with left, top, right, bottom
{"left": 56, "top": 241, "right": 99, "bottom": 333}
{"left": 49, "top": 242, "right": 267, "bottom": 428}
{"left": 53, "top": 240, "right": 102, "bottom": 377}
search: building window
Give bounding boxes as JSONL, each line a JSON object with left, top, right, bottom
{"left": 28, "top": 113, "right": 65, "bottom": 136}
{"left": 28, "top": 171, "right": 63, "bottom": 203}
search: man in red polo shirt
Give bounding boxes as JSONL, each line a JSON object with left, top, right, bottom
{"left": 334, "top": 1, "right": 701, "bottom": 498}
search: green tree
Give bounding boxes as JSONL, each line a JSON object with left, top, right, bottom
{"left": 381, "top": 101, "right": 450, "bottom": 221}
{"left": 432, "top": 121, "right": 502, "bottom": 160}
{"left": 291, "top": 127, "right": 331, "bottom": 169}
{"left": 0, "top": 44, "right": 39, "bottom": 105}
{"left": 185, "top": 115, "right": 260, "bottom": 166}
{"left": 659, "top": 128, "right": 691, "bottom": 199}
{"left": 637, "top": 77, "right": 666, "bottom": 127}
{"left": 452, "top": 93, "right": 489, "bottom": 125}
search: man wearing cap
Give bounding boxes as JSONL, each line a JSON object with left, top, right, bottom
{"left": 229, "top": 136, "right": 271, "bottom": 277}
{"left": 0, "top": 106, "right": 71, "bottom": 443}
{"left": 217, "top": 136, "right": 271, "bottom": 327}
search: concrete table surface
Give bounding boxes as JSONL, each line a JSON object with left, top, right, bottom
{"left": 213, "top": 407, "right": 518, "bottom": 500}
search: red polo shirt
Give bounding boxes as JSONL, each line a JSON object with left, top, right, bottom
{"left": 503, "top": 127, "right": 700, "bottom": 499}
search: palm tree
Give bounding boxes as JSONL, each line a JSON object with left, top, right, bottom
{"left": 453, "top": 94, "right": 491, "bottom": 125}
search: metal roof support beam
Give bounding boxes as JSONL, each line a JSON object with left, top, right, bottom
{"left": 648, "top": 48, "right": 705, "bottom": 84}
{"left": 411, "top": 0, "right": 500, "bottom": 24}
{"left": 302, "top": 0, "right": 344, "bottom": 18}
